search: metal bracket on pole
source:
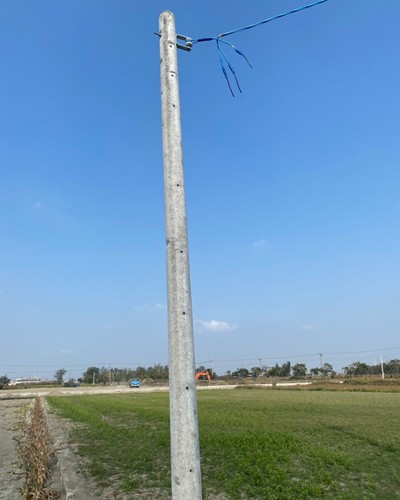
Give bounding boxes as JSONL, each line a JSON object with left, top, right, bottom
{"left": 155, "top": 32, "right": 193, "bottom": 52}
{"left": 176, "top": 34, "right": 193, "bottom": 52}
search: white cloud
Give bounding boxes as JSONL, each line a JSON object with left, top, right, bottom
{"left": 135, "top": 303, "right": 166, "bottom": 312}
{"left": 196, "top": 319, "right": 238, "bottom": 332}
{"left": 252, "top": 239, "right": 267, "bottom": 248}
{"left": 60, "top": 349, "right": 73, "bottom": 354}
{"left": 301, "top": 325, "right": 317, "bottom": 331}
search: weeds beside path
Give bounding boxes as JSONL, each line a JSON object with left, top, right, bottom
{"left": 17, "top": 397, "right": 60, "bottom": 499}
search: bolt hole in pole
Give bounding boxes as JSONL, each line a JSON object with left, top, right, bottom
{"left": 159, "top": 10, "right": 202, "bottom": 500}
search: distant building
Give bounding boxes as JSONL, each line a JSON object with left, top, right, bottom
{"left": 9, "top": 377, "right": 41, "bottom": 386}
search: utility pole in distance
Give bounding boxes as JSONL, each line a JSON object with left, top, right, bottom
{"left": 159, "top": 11, "right": 202, "bottom": 500}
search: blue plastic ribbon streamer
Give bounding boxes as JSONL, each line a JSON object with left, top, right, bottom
{"left": 190, "top": 0, "right": 329, "bottom": 96}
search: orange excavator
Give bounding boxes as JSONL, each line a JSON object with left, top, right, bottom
{"left": 195, "top": 371, "right": 211, "bottom": 381}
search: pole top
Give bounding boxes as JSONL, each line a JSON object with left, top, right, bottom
{"left": 158, "top": 12, "right": 192, "bottom": 52}
{"left": 159, "top": 11, "right": 175, "bottom": 23}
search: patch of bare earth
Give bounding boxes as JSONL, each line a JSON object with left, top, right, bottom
{"left": 0, "top": 398, "right": 28, "bottom": 499}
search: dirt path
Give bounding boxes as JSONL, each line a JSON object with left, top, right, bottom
{"left": 0, "top": 398, "right": 31, "bottom": 500}
{"left": 0, "top": 380, "right": 313, "bottom": 401}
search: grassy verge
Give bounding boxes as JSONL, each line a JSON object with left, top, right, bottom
{"left": 47, "top": 390, "right": 400, "bottom": 499}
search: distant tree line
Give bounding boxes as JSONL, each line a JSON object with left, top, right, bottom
{"left": 74, "top": 359, "right": 399, "bottom": 383}
{"left": 227, "top": 360, "right": 400, "bottom": 379}
{"left": 0, "top": 375, "right": 10, "bottom": 389}
{"left": 227, "top": 361, "right": 335, "bottom": 379}
{"left": 4, "top": 358, "right": 400, "bottom": 390}
{"left": 342, "top": 359, "right": 400, "bottom": 377}
{"left": 80, "top": 364, "right": 169, "bottom": 384}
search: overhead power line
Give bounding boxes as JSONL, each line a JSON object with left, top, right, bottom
{"left": 197, "top": 346, "right": 400, "bottom": 367}
{"left": 2, "top": 346, "right": 399, "bottom": 374}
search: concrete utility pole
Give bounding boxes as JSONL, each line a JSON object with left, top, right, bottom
{"left": 159, "top": 11, "right": 202, "bottom": 500}
{"left": 380, "top": 356, "right": 385, "bottom": 380}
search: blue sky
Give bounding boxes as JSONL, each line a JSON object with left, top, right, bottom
{"left": 1, "top": 0, "right": 399, "bottom": 380}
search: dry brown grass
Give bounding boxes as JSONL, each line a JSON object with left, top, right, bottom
{"left": 18, "top": 397, "right": 59, "bottom": 499}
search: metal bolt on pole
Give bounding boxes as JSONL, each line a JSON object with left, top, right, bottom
{"left": 159, "top": 11, "right": 202, "bottom": 500}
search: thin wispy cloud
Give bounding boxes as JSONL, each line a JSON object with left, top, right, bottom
{"left": 196, "top": 319, "right": 238, "bottom": 332}
{"left": 301, "top": 325, "right": 317, "bottom": 331}
{"left": 252, "top": 239, "right": 267, "bottom": 248}
{"left": 104, "top": 323, "right": 126, "bottom": 329}
{"left": 134, "top": 303, "right": 166, "bottom": 313}
{"left": 31, "top": 197, "right": 77, "bottom": 226}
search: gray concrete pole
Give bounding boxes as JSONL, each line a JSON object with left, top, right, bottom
{"left": 159, "top": 11, "right": 202, "bottom": 500}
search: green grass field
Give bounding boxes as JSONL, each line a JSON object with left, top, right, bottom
{"left": 47, "top": 389, "right": 400, "bottom": 499}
